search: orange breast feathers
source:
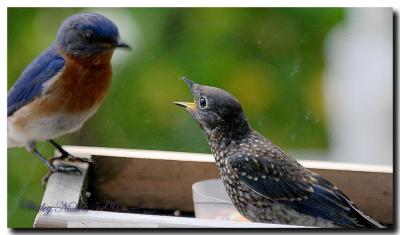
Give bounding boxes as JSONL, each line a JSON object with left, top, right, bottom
{"left": 37, "top": 50, "right": 113, "bottom": 115}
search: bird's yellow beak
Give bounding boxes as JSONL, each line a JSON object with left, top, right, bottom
{"left": 174, "top": 77, "right": 197, "bottom": 111}
{"left": 173, "top": 101, "right": 196, "bottom": 111}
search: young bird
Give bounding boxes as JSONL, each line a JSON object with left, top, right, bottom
{"left": 174, "top": 77, "right": 384, "bottom": 228}
{"left": 8, "top": 13, "right": 130, "bottom": 174}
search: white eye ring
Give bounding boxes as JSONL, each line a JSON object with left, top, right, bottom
{"left": 199, "top": 96, "right": 208, "bottom": 109}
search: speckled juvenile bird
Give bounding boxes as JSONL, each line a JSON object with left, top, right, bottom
{"left": 8, "top": 13, "right": 130, "bottom": 174}
{"left": 174, "top": 77, "right": 384, "bottom": 228}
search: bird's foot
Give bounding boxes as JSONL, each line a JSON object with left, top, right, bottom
{"left": 41, "top": 163, "right": 82, "bottom": 188}
{"left": 52, "top": 152, "right": 93, "bottom": 164}
{"left": 48, "top": 139, "right": 93, "bottom": 164}
{"left": 52, "top": 164, "right": 82, "bottom": 175}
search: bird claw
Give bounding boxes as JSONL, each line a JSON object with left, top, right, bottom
{"left": 48, "top": 139, "right": 94, "bottom": 164}
{"left": 52, "top": 164, "right": 82, "bottom": 175}
{"left": 51, "top": 153, "right": 93, "bottom": 164}
{"left": 73, "top": 157, "right": 93, "bottom": 164}
{"left": 41, "top": 164, "right": 81, "bottom": 189}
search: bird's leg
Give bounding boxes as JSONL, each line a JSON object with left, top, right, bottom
{"left": 27, "top": 142, "right": 81, "bottom": 174}
{"left": 27, "top": 142, "right": 81, "bottom": 189}
{"left": 28, "top": 143, "right": 81, "bottom": 173}
{"left": 31, "top": 147, "right": 57, "bottom": 171}
{"left": 48, "top": 139, "right": 75, "bottom": 159}
{"left": 48, "top": 139, "right": 92, "bottom": 163}
{"left": 40, "top": 158, "right": 83, "bottom": 189}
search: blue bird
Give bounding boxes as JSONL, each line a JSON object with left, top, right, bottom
{"left": 174, "top": 77, "right": 385, "bottom": 228}
{"left": 8, "top": 13, "right": 130, "bottom": 174}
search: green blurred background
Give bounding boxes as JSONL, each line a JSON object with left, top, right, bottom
{"left": 8, "top": 8, "right": 344, "bottom": 227}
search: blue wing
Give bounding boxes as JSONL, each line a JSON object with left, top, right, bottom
{"left": 287, "top": 174, "right": 384, "bottom": 228}
{"left": 228, "top": 154, "right": 384, "bottom": 228}
{"left": 7, "top": 45, "right": 65, "bottom": 116}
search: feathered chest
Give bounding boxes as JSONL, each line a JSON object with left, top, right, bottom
{"left": 40, "top": 53, "right": 112, "bottom": 114}
{"left": 212, "top": 145, "right": 240, "bottom": 182}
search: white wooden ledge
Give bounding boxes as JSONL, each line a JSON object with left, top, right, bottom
{"left": 62, "top": 145, "right": 392, "bottom": 173}
{"left": 36, "top": 210, "right": 309, "bottom": 228}
{"left": 33, "top": 146, "right": 392, "bottom": 228}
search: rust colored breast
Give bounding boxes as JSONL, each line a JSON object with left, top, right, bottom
{"left": 38, "top": 51, "right": 113, "bottom": 114}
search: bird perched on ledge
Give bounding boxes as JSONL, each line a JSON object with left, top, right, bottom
{"left": 8, "top": 13, "right": 130, "bottom": 174}
{"left": 174, "top": 77, "right": 384, "bottom": 228}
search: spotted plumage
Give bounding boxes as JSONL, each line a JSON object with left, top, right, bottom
{"left": 174, "top": 77, "right": 384, "bottom": 228}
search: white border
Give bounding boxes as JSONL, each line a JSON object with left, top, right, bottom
{"left": 1, "top": 2, "right": 7, "bottom": 233}
{"left": 0, "top": 0, "right": 398, "bottom": 7}
{"left": 1, "top": 2, "right": 398, "bottom": 235}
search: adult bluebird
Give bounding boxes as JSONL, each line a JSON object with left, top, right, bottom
{"left": 8, "top": 13, "right": 130, "bottom": 174}
{"left": 174, "top": 77, "right": 384, "bottom": 228}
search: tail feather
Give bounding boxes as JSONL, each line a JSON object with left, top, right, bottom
{"left": 303, "top": 174, "right": 385, "bottom": 228}
{"left": 346, "top": 198, "right": 385, "bottom": 228}
{"left": 336, "top": 191, "right": 385, "bottom": 228}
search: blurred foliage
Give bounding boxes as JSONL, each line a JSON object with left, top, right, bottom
{"left": 7, "top": 8, "right": 343, "bottom": 227}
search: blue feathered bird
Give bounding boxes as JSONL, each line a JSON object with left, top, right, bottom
{"left": 8, "top": 13, "right": 130, "bottom": 174}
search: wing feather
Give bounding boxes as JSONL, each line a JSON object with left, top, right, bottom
{"left": 8, "top": 45, "right": 65, "bottom": 116}
{"left": 228, "top": 153, "right": 384, "bottom": 228}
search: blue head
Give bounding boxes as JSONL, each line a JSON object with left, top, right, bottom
{"left": 56, "top": 13, "right": 130, "bottom": 58}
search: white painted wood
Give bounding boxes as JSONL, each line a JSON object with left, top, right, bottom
{"left": 33, "top": 146, "right": 392, "bottom": 227}
{"left": 35, "top": 210, "right": 309, "bottom": 228}
{"left": 33, "top": 156, "right": 90, "bottom": 228}
{"left": 63, "top": 145, "right": 392, "bottom": 173}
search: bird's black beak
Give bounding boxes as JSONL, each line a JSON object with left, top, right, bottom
{"left": 115, "top": 39, "right": 131, "bottom": 50}
{"left": 181, "top": 77, "right": 195, "bottom": 91}
{"left": 173, "top": 77, "right": 196, "bottom": 111}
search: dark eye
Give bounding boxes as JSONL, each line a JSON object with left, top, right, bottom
{"left": 84, "top": 31, "right": 95, "bottom": 43}
{"left": 199, "top": 96, "right": 208, "bottom": 109}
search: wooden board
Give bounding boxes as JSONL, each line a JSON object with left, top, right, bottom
{"left": 33, "top": 155, "right": 91, "bottom": 228}
{"left": 64, "top": 146, "right": 393, "bottom": 224}
{"left": 35, "top": 210, "right": 307, "bottom": 228}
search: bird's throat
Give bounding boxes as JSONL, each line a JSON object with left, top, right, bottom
{"left": 206, "top": 119, "right": 251, "bottom": 153}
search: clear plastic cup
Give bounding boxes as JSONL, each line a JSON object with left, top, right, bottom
{"left": 192, "top": 178, "right": 248, "bottom": 222}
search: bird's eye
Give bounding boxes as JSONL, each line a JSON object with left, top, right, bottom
{"left": 84, "top": 32, "right": 94, "bottom": 43}
{"left": 199, "top": 96, "right": 208, "bottom": 109}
